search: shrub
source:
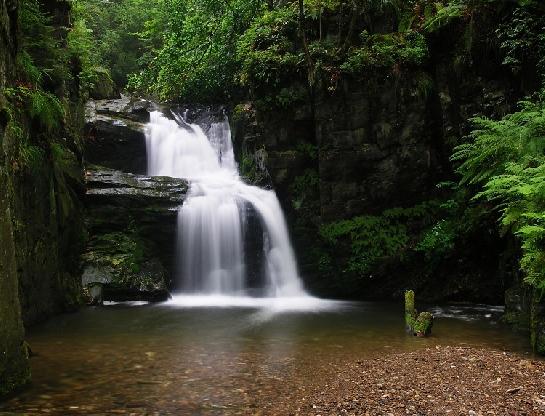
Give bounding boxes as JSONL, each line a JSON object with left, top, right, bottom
{"left": 341, "top": 30, "right": 428, "bottom": 73}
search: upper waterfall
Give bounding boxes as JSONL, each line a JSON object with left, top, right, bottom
{"left": 145, "top": 110, "right": 307, "bottom": 298}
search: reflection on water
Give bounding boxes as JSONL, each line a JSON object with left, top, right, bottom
{"left": 0, "top": 301, "right": 531, "bottom": 414}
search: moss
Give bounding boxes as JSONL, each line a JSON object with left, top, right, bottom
{"left": 405, "top": 290, "right": 416, "bottom": 328}
{"left": 290, "top": 169, "right": 319, "bottom": 211}
{"left": 83, "top": 225, "right": 168, "bottom": 295}
{"left": 84, "top": 230, "right": 145, "bottom": 279}
{"left": 412, "top": 71, "right": 435, "bottom": 100}
{"left": 414, "top": 312, "right": 434, "bottom": 337}
{"left": 89, "top": 67, "right": 116, "bottom": 99}
{"left": 0, "top": 342, "right": 31, "bottom": 398}
{"left": 405, "top": 290, "right": 433, "bottom": 337}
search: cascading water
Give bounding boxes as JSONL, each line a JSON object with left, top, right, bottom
{"left": 145, "top": 110, "right": 307, "bottom": 299}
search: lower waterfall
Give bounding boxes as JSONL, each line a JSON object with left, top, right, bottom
{"left": 145, "top": 110, "right": 308, "bottom": 299}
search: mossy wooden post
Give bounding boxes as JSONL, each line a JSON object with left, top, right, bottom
{"left": 405, "top": 290, "right": 416, "bottom": 330}
{"left": 404, "top": 290, "right": 433, "bottom": 337}
{"left": 414, "top": 312, "right": 434, "bottom": 337}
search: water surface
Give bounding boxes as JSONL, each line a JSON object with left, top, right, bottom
{"left": 0, "top": 300, "right": 530, "bottom": 415}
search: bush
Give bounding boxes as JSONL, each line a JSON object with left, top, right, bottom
{"left": 320, "top": 202, "right": 441, "bottom": 275}
{"left": 341, "top": 30, "right": 428, "bottom": 73}
{"left": 237, "top": 6, "right": 302, "bottom": 90}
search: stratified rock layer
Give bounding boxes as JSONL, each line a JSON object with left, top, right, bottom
{"left": 84, "top": 97, "right": 154, "bottom": 174}
{"left": 84, "top": 167, "right": 188, "bottom": 302}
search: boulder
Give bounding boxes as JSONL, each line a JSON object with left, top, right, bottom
{"left": 89, "top": 67, "right": 118, "bottom": 100}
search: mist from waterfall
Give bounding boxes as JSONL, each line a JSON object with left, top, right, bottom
{"left": 145, "top": 110, "right": 307, "bottom": 299}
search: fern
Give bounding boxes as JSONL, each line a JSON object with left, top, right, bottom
{"left": 421, "top": 2, "right": 466, "bottom": 33}
{"left": 17, "top": 136, "right": 45, "bottom": 174}
{"left": 29, "top": 90, "right": 64, "bottom": 131}
{"left": 453, "top": 94, "right": 545, "bottom": 290}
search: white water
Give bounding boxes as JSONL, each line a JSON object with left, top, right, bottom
{"left": 146, "top": 111, "right": 308, "bottom": 300}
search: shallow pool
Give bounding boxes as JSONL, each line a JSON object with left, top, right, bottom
{"left": 0, "top": 298, "right": 531, "bottom": 415}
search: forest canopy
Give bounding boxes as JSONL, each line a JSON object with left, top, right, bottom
{"left": 72, "top": 0, "right": 544, "bottom": 102}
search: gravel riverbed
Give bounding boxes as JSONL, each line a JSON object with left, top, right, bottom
{"left": 283, "top": 346, "right": 545, "bottom": 416}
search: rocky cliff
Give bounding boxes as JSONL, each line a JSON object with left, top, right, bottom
{"left": 231, "top": 1, "right": 545, "bottom": 352}
{"left": 231, "top": 3, "right": 542, "bottom": 301}
{"left": 0, "top": 0, "right": 30, "bottom": 396}
{"left": 0, "top": 0, "right": 86, "bottom": 397}
{"left": 82, "top": 98, "right": 189, "bottom": 302}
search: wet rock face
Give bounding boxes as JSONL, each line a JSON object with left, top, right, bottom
{"left": 0, "top": 0, "right": 27, "bottom": 396}
{"left": 231, "top": 5, "right": 538, "bottom": 303}
{"left": 315, "top": 76, "right": 435, "bottom": 220}
{"left": 85, "top": 97, "right": 154, "bottom": 174}
{"left": 84, "top": 167, "right": 188, "bottom": 302}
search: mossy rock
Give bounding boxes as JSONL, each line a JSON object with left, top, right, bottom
{"left": 83, "top": 228, "right": 171, "bottom": 302}
{"left": 89, "top": 68, "right": 117, "bottom": 100}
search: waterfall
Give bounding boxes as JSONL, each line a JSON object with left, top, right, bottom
{"left": 145, "top": 110, "right": 307, "bottom": 298}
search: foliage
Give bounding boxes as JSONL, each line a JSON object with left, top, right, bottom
{"left": 420, "top": 2, "right": 467, "bottom": 33}
{"left": 72, "top": 0, "right": 153, "bottom": 89}
{"left": 320, "top": 202, "right": 441, "bottom": 275}
{"left": 2, "top": 0, "right": 89, "bottom": 178}
{"left": 452, "top": 95, "right": 545, "bottom": 290}
{"left": 240, "top": 147, "right": 269, "bottom": 185}
{"left": 237, "top": 6, "right": 302, "bottom": 93}
{"left": 18, "top": 0, "right": 66, "bottom": 87}
{"left": 303, "top": 0, "right": 341, "bottom": 17}
{"left": 129, "top": 0, "right": 265, "bottom": 101}
{"left": 341, "top": 30, "right": 427, "bottom": 73}
{"left": 295, "top": 142, "right": 318, "bottom": 160}
{"left": 122, "top": 0, "right": 434, "bottom": 101}
{"left": 70, "top": 0, "right": 545, "bottom": 103}
{"left": 291, "top": 168, "right": 319, "bottom": 211}
{"left": 452, "top": 100, "right": 545, "bottom": 185}
{"left": 4, "top": 87, "right": 64, "bottom": 133}
{"left": 415, "top": 219, "right": 456, "bottom": 259}
{"left": 66, "top": 15, "right": 114, "bottom": 96}
{"left": 495, "top": 7, "right": 545, "bottom": 77}
{"left": 16, "top": 138, "right": 45, "bottom": 174}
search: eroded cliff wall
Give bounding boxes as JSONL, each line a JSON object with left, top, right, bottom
{"left": 0, "top": 0, "right": 30, "bottom": 397}
{"left": 232, "top": 3, "right": 543, "bottom": 302}
{"left": 1, "top": 0, "right": 85, "bottom": 397}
